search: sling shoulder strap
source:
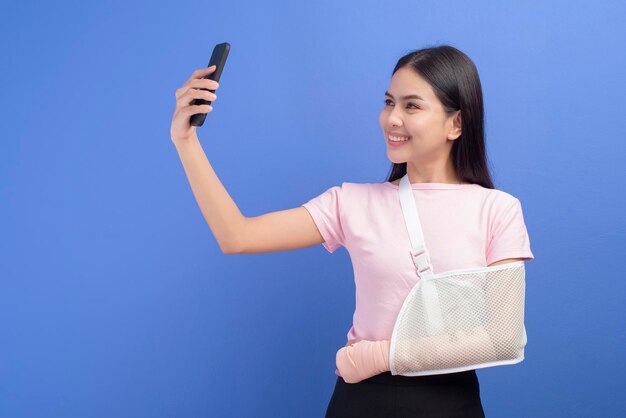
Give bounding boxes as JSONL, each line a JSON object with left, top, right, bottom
{"left": 398, "top": 174, "right": 435, "bottom": 279}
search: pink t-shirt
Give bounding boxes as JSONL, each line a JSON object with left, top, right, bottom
{"left": 302, "top": 180, "right": 535, "bottom": 343}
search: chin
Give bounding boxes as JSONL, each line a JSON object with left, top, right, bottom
{"left": 387, "top": 154, "right": 408, "bottom": 164}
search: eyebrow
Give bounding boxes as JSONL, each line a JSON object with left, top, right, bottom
{"left": 385, "top": 91, "right": 425, "bottom": 101}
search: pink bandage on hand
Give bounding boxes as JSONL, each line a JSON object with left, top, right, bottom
{"left": 335, "top": 339, "right": 391, "bottom": 384}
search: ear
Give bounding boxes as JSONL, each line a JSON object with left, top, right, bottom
{"left": 447, "top": 110, "right": 462, "bottom": 140}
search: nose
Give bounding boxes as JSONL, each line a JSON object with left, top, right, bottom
{"left": 387, "top": 105, "right": 403, "bottom": 127}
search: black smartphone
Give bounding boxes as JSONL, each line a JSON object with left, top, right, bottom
{"left": 190, "top": 42, "right": 230, "bottom": 127}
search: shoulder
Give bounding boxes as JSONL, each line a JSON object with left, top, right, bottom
{"left": 480, "top": 189, "right": 531, "bottom": 238}
{"left": 335, "top": 181, "right": 390, "bottom": 194}
{"left": 491, "top": 189, "right": 520, "bottom": 203}
{"left": 324, "top": 182, "right": 395, "bottom": 210}
{"left": 477, "top": 186, "right": 522, "bottom": 208}
{"left": 303, "top": 181, "right": 383, "bottom": 208}
{"left": 458, "top": 187, "right": 526, "bottom": 228}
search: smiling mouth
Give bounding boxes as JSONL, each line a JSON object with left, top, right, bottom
{"left": 388, "top": 134, "right": 412, "bottom": 143}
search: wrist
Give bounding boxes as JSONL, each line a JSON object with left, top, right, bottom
{"left": 173, "top": 134, "right": 200, "bottom": 150}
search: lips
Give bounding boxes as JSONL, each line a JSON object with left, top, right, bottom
{"left": 388, "top": 132, "right": 410, "bottom": 138}
{"left": 388, "top": 136, "right": 411, "bottom": 146}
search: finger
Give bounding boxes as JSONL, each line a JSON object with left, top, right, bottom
{"left": 177, "top": 88, "right": 217, "bottom": 109}
{"left": 176, "top": 76, "right": 219, "bottom": 101}
{"left": 183, "top": 104, "right": 213, "bottom": 115}
{"left": 189, "top": 77, "right": 220, "bottom": 90}
{"left": 182, "top": 87, "right": 216, "bottom": 103}
{"left": 188, "top": 65, "right": 216, "bottom": 82}
{"left": 176, "top": 65, "right": 217, "bottom": 99}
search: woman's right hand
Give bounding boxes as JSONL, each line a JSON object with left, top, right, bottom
{"left": 170, "top": 65, "right": 220, "bottom": 146}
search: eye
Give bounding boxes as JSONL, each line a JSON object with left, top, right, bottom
{"left": 384, "top": 99, "right": 419, "bottom": 109}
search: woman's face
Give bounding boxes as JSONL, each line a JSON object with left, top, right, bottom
{"left": 378, "top": 67, "right": 461, "bottom": 165}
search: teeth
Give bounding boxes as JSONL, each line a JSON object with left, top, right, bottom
{"left": 389, "top": 135, "right": 411, "bottom": 142}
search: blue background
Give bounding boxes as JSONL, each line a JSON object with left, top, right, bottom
{"left": 1, "top": 0, "right": 625, "bottom": 417}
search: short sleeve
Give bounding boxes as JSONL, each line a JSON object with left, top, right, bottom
{"left": 486, "top": 198, "right": 535, "bottom": 265}
{"left": 301, "top": 185, "right": 346, "bottom": 253}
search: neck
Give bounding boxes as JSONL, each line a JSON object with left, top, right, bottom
{"left": 405, "top": 156, "right": 464, "bottom": 184}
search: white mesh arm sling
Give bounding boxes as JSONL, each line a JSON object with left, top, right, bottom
{"left": 389, "top": 174, "right": 528, "bottom": 377}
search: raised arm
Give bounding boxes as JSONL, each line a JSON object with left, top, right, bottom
{"left": 235, "top": 207, "right": 324, "bottom": 254}
{"left": 171, "top": 66, "right": 325, "bottom": 255}
{"left": 174, "top": 136, "right": 325, "bottom": 254}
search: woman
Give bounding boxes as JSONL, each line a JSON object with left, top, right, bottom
{"left": 170, "top": 44, "right": 534, "bottom": 417}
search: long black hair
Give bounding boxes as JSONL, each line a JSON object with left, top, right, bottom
{"left": 385, "top": 45, "right": 495, "bottom": 189}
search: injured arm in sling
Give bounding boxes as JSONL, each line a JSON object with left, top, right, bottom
{"left": 335, "top": 258, "right": 524, "bottom": 384}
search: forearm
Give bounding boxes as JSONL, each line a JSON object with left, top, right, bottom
{"left": 174, "top": 135, "right": 245, "bottom": 253}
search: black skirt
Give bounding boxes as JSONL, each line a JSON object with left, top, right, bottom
{"left": 325, "top": 370, "right": 485, "bottom": 418}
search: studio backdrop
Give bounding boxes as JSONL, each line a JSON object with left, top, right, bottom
{"left": 1, "top": 0, "right": 624, "bottom": 417}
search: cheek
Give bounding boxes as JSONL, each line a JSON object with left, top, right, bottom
{"left": 404, "top": 120, "right": 424, "bottom": 136}
{"left": 408, "top": 116, "right": 436, "bottom": 134}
